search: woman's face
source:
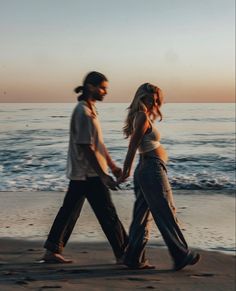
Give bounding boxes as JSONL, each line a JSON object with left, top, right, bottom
{"left": 142, "top": 95, "right": 154, "bottom": 110}
{"left": 157, "top": 88, "right": 164, "bottom": 106}
{"left": 143, "top": 93, "right": 161, "bottom": 111}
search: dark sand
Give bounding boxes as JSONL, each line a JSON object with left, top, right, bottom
{"left": 0, "top": 238, "right": 235, "bottom": 291}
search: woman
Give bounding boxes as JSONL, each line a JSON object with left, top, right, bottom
{"left": 118, "top": 83, "right": 200, "bottom": 270}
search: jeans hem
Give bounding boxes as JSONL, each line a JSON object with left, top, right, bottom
{"left": 44, "top": 240, "right": 64, "bottom": 254}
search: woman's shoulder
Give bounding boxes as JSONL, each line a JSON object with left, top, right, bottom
{"left": 133, "top": 111, "right": 149, "bottom": 127}
{"left": 135, "top": 111, "right": 148, "bottom": 119}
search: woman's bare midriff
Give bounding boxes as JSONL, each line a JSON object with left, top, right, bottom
{"left": 141, "top": 145, "right": 168, "bottom": 163}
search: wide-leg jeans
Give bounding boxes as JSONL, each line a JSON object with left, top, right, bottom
{"left": 44, "top": 177, "right": 128, "bottom": 259}
{"left": 124, "top": 157, "right": 189, "bottom": 266}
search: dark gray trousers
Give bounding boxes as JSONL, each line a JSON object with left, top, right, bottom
{"left": 44, "top": 178, "right": 128, "bottom": 259}
{"left": 124, "top": 157, "right": 189, "bottom": 266}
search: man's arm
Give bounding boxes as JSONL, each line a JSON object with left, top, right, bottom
{"left": 79, "top": 144, "right": 118, "bottom": 190}
{"left": 102, "top": 145, "right": 122, "bottom": 179}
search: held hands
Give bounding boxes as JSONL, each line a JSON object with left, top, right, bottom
{"left": 116, "top": 169, "right": 130, "bottom": 184}
{"left": 101, "top": 173, "right": 120, "bottom": 191}
{"left": 111, "top": 165, "right": 129, "bottom": 187}
{"left": 111, "top": 166, "right": 122, "bottom": 179}
{"left": 105, "top": 163, "right": 130, "bottom": 189}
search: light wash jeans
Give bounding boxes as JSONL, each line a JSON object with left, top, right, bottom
{"left": 124, "top": 156, "right": 189, "bottom": 266}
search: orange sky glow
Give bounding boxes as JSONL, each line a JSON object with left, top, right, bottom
{"left": 0, "top": 1, "right": 235, "bottom": 103}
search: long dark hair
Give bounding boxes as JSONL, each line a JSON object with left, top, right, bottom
{"left": 74, "top": 71, "right": 108, "bottom": 101}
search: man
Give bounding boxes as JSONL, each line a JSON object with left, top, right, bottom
{"left": 43, "top": 71, "right": 128, "bottom": 263}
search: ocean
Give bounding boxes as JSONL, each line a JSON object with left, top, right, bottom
{"left": 0, "top": 103, "right": 235, "bottom": 193}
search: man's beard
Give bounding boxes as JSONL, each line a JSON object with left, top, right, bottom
{"left": 94, "top": 94, "right": 105, "bottom": 101}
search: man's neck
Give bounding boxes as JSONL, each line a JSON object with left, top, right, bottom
{"left": 84, "top": 98, "right": 97, "bottom": 117}
{"left": 86, "top": 98, "right": 96, "bottom": 107}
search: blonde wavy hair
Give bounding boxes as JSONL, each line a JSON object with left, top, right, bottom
{"left": 123, "top": 83, "right": 164, "bottom": 138}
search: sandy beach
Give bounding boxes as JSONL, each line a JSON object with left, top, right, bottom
{"left": 0, "top": 190, "right": 235, "bottom": 290}
{"left": 0, "top": 238, "right": 235, "bottom": 291}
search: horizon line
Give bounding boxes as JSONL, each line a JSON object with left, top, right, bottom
{"left": 0, "top": 101, "right": 235, "bottom": 104}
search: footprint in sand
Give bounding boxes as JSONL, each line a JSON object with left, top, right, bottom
{"left": 127, "top": 277, "right": 149, "bottom": 282}
{"left": 190, "top": 273, "right": 215, "bottom": 278}
{"left": 3, "top": 271, "right": 17, "bottom": 276}
{"left": 23, "top": 276, "right": 37, "bottom": 282}
{"left": 40, "top": 285, "right": 62, "bottom": 289}
{"left": 126, "top": 277, "right": 161, "bottom": 282}
{"left": 15, "top": 280, "right": 28, "bottom": 285}
{"left": 68, "top": 269, "right": 91, "bottom": 274}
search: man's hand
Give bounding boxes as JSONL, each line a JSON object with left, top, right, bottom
{"left": 111, "top": 166, "right": 122, "bottom": 179}
{"left": 101, "top": 174, "right": 119, "bottom": 191}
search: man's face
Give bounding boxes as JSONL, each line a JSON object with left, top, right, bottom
{"left": 92, "top": 81, "right": 108, "bottom": 101}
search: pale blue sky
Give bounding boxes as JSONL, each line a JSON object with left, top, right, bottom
{"left": 0, "top": 0, "right": 235, "bottom": 102}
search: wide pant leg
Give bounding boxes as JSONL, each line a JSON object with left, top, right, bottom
{"left": 138, "top": 159, "right": 189, "bottom": 264}
{"left": 86, "top": 177, "right": 128, "bottom": 259}
{"left": 44, "top": 180, "right": 86, "bottom": 253}
{"left": 124, "top": 166, "right": 153, "bottom": 266}
{"left": 44, "top": 177, "right": 128, "bottom": 258}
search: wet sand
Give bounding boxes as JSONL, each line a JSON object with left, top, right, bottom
{"left": 0, "top": 239, "right": 235, "bottom": 290}
{"left": 0, "top": 190, "right": 235, "bottom": 290}
{"left": 0, "top": 190, "right": 234, "bottom": 253}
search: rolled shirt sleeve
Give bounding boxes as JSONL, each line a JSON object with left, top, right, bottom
{"left": 73, "top": 106, "right": 94, "bottom": 144}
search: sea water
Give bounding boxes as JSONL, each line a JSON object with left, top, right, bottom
{"left": 0, "top": 103, "right": 235, "bottom": 193}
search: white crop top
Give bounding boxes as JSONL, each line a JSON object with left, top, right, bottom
{"left": 134, "top": 114, "right": 161, "bottom": 153}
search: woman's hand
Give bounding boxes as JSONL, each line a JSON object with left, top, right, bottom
{"left": 116, "top": 168, "right": 130, "bottom": 184}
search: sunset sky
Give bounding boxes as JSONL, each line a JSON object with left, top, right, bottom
{"left": 0, "top": 0, "right": 235, "bottom": 103}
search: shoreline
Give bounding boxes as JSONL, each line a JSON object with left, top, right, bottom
{"left": 0, "top": 190, "right": 235, "bottom": 256}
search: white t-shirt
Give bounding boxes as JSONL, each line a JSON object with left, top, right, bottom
{"left": 66, "top": 101, "right": 108, "bottom": 180}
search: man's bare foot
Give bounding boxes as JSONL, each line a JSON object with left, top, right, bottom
{"left": 42, "top": 250, "right": 73, "bottom": 264}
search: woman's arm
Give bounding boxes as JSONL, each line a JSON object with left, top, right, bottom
{"left": 120, "top": 112, "right": 149, "bottom": 182}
